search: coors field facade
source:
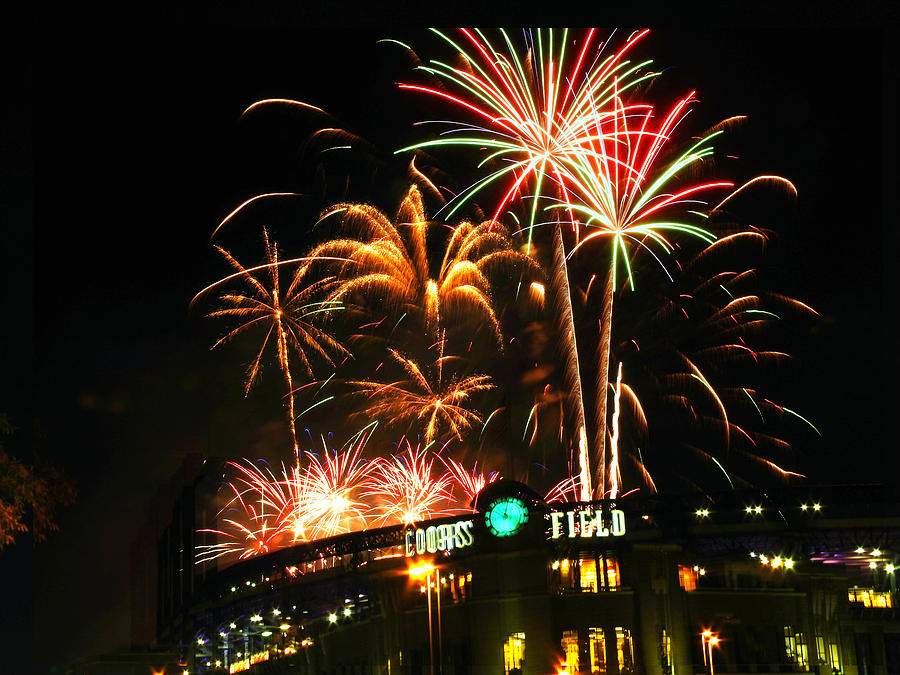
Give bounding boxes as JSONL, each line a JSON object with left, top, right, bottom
{"left": 157, "top": 478, "right": 900, "bottom": 675}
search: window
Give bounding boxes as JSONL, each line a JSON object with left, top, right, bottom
{"left": 554, "top": 555, "right": 620, "bottom": 593}
{"left": 659, "top": 627, "right": 672, "bottom": 674}
{"left": 848, "top": 587, "right": 893, "bottom": 607}
{"left": 784, "top": 627, "right": 808, "bottom": 669}
{"left": 448, "top": 571, "right": 472, "bottom": 602}
{"left": 589, "top": 627, "right": 607, "bottom": 675}
{"left": 816, "top": 636, "right": 826, "bottom": 664}
{"left": 678, "top": 565, "right": 698, "bottom": 591}
{"left": 561, "top": 630, "right": 580, "bottom": 673}
{"left": 504, "top": 632, "right": 526, "bottom": 674}
{"left": 580, "top": 559, "right": 598, "bottom": 592}
{"left": 616, "top": 627, "right": 635, "bottom": 675}
{"left": 602, "top": 556, "right": 620, "bottom": 590}
{"left": 829, "top": 643, "right": 841, "bottom": 671}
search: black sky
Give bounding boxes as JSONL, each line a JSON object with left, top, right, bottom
{"left": 3, "top": 7, "right": 898, "bottom": 673}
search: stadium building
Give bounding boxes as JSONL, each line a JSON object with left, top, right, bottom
{"left": 156, "top": 477, "right": 900, "bottom": 675}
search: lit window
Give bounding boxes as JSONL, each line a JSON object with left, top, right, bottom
{"left": 829, "top": 643, "right": 841, "bottom": 671}
{"left": 816, "top": 636, "right": 826, "bottom": 663}
{"left": 504, "top": 632, "right": 526, "bottom": 674}
{"left": 616, "top": 627, "right": 635, "bottom": 674}
{"left": 678, "top": 565, "right": 698, "bottom": 592}
{"left": 589, "top": 627, "right": 607, "bottom": 675}
{"left": 580, "top": 558, "right": 597, "bottom": 592}
{"left": 848, "top": 588, "right": 893, "bottom": 608}
{"left": 602, "top": 556, "right": 620, "bottom": 590}
{"left": 561, "top": 630, "right": 579, "bottom": 673}
{"left": 659, "top": 627, "right": 672, "bottom": 674}
{"left": 783, "top": 627, "right": 808, "bottom": 668}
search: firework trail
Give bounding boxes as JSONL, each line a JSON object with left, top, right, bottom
{"left": 396, "top": 28, "right": 655, "bottom": 234}
{"left": 398, "top": 29, "right": 752, "bottom": 498}
{"left": 193, "top": 229, "right": 349, "bottom": 461}
{"left": 393, "top": 28, "right": 662, "bottom": 497}
{"left": 551, "top": 90, "right": 730, "bottom": 492}
{"left": 605, "top": 212, "right": 818, "bottom": 493}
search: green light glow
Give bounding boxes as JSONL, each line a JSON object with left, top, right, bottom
{"left": 485, "top": 497, "right": 529, "bottom": 537}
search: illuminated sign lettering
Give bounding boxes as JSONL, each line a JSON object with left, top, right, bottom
{"left": 549, "top": 508, "right": 626, "bottom": 539}
{"left": 405, "top": 519, "right": 475, "bottom": 557}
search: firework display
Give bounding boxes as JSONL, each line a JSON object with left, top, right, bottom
{"left": 194, "top": 28, "right": 816, "bottom": 567}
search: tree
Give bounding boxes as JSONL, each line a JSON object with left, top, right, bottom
{"left": 0, "top": 414, "right": 76, "bottom": 553}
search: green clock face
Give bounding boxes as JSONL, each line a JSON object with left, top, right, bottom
{"left": 485, "top": 497, "right": 529, "bottom": 537}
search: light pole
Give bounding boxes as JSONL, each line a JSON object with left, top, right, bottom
{"left": 707, "top": 636, "right": 720, "bottom": 675}
{"left": 701, "top": 630, "right": 712, "bottom": 667}
{"left": 435, "top": 570, "right": 443, "bottom": 675}
{"left": 410, "top": 564, "right": 437, "bottom": 675}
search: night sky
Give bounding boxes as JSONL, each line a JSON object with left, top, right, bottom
{"left": 3, "top": 7, "right": 898, "bottom": 673}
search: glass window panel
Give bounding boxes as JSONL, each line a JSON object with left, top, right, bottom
{"left": 616, "top": 627, "right": 634, "bottom": 675}
{"left": 561, "top": 630, "right": 580, "bottom": 673}
{"left": 589, "top": 627, "right": 607, "bottom": 675}
{"left": 580, "top": 558, "right": 598, "bottom": 592}
{"left": 504, "top": 632, "right": 526, "bottom": 674}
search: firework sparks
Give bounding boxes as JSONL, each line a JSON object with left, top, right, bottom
{"left": 397, "top": 28, "right": 656, "bottom": 233}
{"left": 349, "top": 347, "right": 494, "bottom": 444}
{"left": 194, "top": 229, "right": 350, "bottom": 459}
{"left": 396, "top": 29, "right": 660, "bottom": 499}
{"left": 401, "top": 29, "right": 748, "bottom": 499}
{"left": 308, "top": 185, "right": 532, "bottom": 348}
{"left": 292, "top": 437, "right": 379, "bottom": 539}
{"left": 366, "top": 442, "right": 457, "bottom": 525}
{"left": 440, "top": 455, "right": 500, "bottom": 507}
{"left": 605, "top": 224, "right": 817, "bottom": 493}
{"left": 196, "top": 460, "right": 295, "bottom": 564}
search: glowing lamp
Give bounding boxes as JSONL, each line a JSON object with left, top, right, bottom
{"left": 343, "top": 607, "right": 352, "bottom": 617}
{"left": 409, "top": 564, "right": 435, "bottom": 578}
{"left": 328, "top": 612, "right": 338, "bottom": 623}
{"left": 886, "top": 564, "right": 895, "bottom": 573}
